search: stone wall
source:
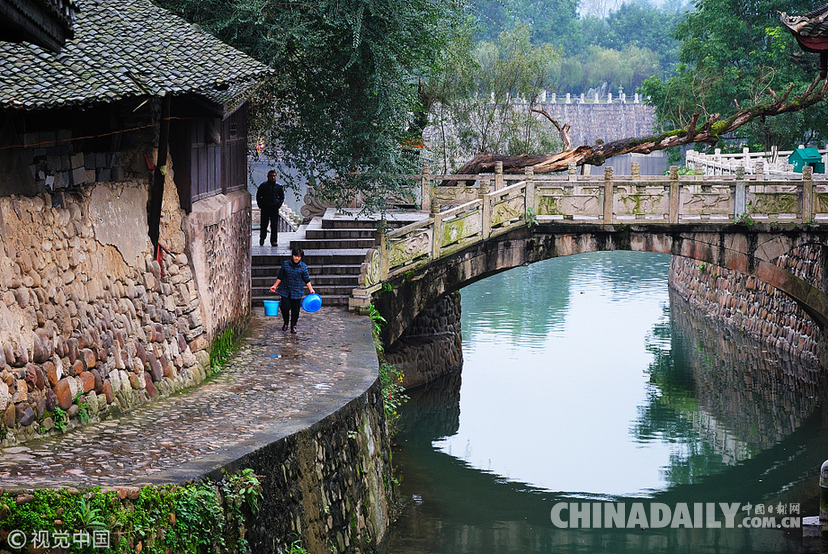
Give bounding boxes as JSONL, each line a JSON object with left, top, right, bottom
{"left": 183, "top": 190, "right": 251, "bottom": 343}
{"left": 536, "top": 101, "right": 656, "bottom": 146}
{"left": 383, "top": 292, "right": 463, "bottom": 389}
{"left": 232, "top": 378, "right": 393, "bottom": 554}
{"left": 0, "top": 153, "right": 252, "bottom": 445}
{"left": 668, "top": 250, "right": 822, "bottom": 365}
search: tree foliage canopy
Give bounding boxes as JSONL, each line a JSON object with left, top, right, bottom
{"left": 154, "top": 0, "right": 469, "bottom": 210}
{"left": 640, "top": 0, "right": 828, "bottom": 150}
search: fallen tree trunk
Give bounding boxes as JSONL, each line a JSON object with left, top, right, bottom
{"left": 453, "top": 76, "right": 828, "bottom": 176}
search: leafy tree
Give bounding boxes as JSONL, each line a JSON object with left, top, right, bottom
{"left": 153, "top": 0, "right": 470, "bottom": 211}
{"left": 640, "top": 0, "right": 828, "bottom": 151}
{"left": 424, "top": 24, "right": 562, "bottom": 173}
{"left": 474, "top": 0, "right": 582, "bottom": 51}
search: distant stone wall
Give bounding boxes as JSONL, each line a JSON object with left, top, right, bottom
{"left": 536, "top": 101, "right": 656, "bottom": 146}
{"left": 384, "top": 292, "right": 463, "bottom": 389}
{"left": 668, "top": 249, "right": 822, "bottom": 365}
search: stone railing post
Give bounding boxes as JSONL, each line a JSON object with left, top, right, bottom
{"left": 754, "top": 160, "right": 765, "bottom": 181}
{"left": 420, "top": 162, "right": 431, "bottom": 212}
{"left": 568, "top": 162, "right": 577, "bottom": 181}
{"left": 377, "top": 225, "right": 390, "bottom": 281}
{"left": 603, "top": 166, "right": 614, "bottom": 224}
{"left": 632, "top": 162, "right": 645, "bottom": 193}
{"left": 494, "top": 161, "right": 504, "bottom": 191}
{"left": 524, "top": 166, "right": 535, "bottom": 218}
{"left": 803, "top": 165, "right": 814, "bottom": 223}
{"left": 734, "top": 166, "right": 746, "bottom": 219}
{"left": 431, "top": 197, "right": 442, "bottom": 258}
{"left": 669, "top": 165, "right": 680, "bottom": 224}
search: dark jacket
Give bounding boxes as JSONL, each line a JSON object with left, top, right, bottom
{"left": 276, "top": 260, "right": 311, "bottom": 299}
{"left": 257, "top": 179, "right": 285, "bottom": 209}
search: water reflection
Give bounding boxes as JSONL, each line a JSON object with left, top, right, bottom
{"left": 383, "top": 252, "right": 826, "bottom": 554}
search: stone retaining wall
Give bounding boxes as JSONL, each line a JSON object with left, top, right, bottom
{"left": 668, "top": 250, "right": 822, "bottom": 366}
{"left": 536, "top": 101, "right": 656, "bottom": 147}
{"left": 230, "top": 378, "right": 393, "bottom": 554}
{"left": 383, "top": 292, "right": 463, "bottom": 389}
{"left": 0, "top": 158, "right": 251, "bottom": 446}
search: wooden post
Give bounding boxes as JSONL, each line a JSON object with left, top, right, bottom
{"left": 524, "top": 166, "right": 535, "bottom": 219}
{"left": 495, "top": 161, "right": 504, "bottom": 191}
{"left": 603, "top": 166, "right": 614, "bottom": 224}
{"left": 421, "top": 162, "right": 431, "bottom": 213}
{"left": 734, "top": 166, "right": 746, "bottom": 220}
{"left": 803, "top": 165, "right": 814, "bottom": 223}
{"left": 669, "top": 165, "right": 680, "bottom": 224}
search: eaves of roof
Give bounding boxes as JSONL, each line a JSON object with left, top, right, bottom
{"left": 0, "top": 0, "right": 273, "bottom": 112}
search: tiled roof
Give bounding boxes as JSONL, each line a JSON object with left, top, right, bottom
{"left": 781, "top": 4, "right": 828, "bottom": 39}
{"left": 0, "top": 0, "right": 272, "bottom": 111}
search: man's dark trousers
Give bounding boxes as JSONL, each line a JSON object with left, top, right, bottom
{"left": 260, "top": 207, "right": 280, "bottom": 246}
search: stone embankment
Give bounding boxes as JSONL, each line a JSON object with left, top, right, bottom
{"left": 668, "top": 246, "right": 822, "bottom": 365}
{"left": 0, "top": 308, "right": 392, "bottom": 553}
{"left": 384, "top": 292, "right": 463, "bottom": 389}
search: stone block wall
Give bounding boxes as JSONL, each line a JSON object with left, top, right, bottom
{"left": 183, "top": 190, "right": 252, "bottom": 343}
{"left": 384, "top": 292, "right": 463, "bottom": 389}
{"left": 668, "top": 250, "right": 822, "bottom": 365}
{"left": 235, "top": 378, "right": 393, "bottom": 554}
{"left": 536, "top": 102, "right": 656, "bottom": 146}
{"left": 668, "top": 290, "right": 820, "bottom": 457}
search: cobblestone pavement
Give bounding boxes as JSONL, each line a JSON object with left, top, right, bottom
{"left": 0, "top": 307, "right": 377, "bottom": 489}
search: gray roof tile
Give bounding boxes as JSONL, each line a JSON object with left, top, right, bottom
{"left": 0, "top": 0, "right": 272, "bottom": 111}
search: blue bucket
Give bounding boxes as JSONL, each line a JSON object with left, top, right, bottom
{"left": 263, "top": 299, "right": 280, "bottom": 316}
{"left": 302, "top": 294, "right": 322, "bottom": 313}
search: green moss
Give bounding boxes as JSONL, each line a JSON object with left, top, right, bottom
{"left": 0, "top": 469, "right": 262, "bottom": 553}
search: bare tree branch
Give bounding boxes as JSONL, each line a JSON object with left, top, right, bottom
{"left": 453, "top": 76, "right": 828, "bottom": 176}
{"left": 530, "top": 105, "right": 572, "bottom": 150}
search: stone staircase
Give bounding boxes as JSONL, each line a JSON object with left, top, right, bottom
{"left": 251, "top": 209, "right": 425, "bottom": 308}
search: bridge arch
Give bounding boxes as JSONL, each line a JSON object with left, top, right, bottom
{"left": 372, "top": 223, "right": 828, "bottom": 347}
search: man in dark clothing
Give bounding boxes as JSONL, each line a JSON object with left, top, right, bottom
{"left": 256, "top": 170, "right": 285, "bottom": 247}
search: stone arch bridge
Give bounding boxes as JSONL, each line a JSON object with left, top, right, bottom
{"left": 350, "top": 165, "right": 828, "bottom": 347}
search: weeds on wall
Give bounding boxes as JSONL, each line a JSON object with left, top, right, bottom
{"left": 369, "top": 304, "right": 409, "bottom": 435}
{"left": 0, "top": 469, "right": 262, "bottom": 553}
{"left": 210, "top": 326, "right": 242, "bottom": 375}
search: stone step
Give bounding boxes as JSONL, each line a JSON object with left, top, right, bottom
{"left": 291, "top": 238, "right": 377, "bottom": 250}
{"left": 306, "top": 228, "right": 377, "bottom": 240}
{"left": 251, "top": 264, "right": 362, "bottom": 277}
{"left": 251, "top": 293, "right": 351, "bottom": 307}
{"left": 252, "top": 274, "right": 357, "bottom": 288}
{"left": 252, "top": 250, "right": 369, "bottom": 266}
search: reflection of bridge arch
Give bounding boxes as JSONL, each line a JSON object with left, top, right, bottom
{"left": 373, "top": 223, "right": 828, "bottom": 346}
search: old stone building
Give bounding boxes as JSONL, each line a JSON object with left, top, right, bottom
{"left": 0, "top": 0, "right": 270, "bottom": 444}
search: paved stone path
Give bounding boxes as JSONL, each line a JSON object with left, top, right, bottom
{"left": 0, "top": 307, "right": 377, "bottom": 489}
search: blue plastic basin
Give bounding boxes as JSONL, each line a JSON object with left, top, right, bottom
{"left": 263, "top": 299, "right": 280, "bottom": 316}
{"left": 302, "top": 294, "right": 322, "bottom": 313}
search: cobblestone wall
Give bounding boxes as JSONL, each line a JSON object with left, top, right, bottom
{"left": 183, "top": 190, "right": 251, "bottom": 344}
{"left": 668, "top": 290, "right": 820, "bottom": 458}
{"left": 384, "top": 292, "right": 463, "bottom": 389}
{"left": 238, "top": 378, "right": 393, "bottom": 554}
{"left": 668, "top": 250, "right": 822, "bottom": 365}
{"left": 0, "top": 167, "right": 247, "bottom": 446}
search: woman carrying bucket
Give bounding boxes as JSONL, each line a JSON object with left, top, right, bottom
{"left": 270, "top": 247, "right": 316, "bottom": 333}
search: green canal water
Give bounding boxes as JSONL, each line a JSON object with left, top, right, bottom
{"left": 382, "top": 251, "right": 828, "bottom": 554}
